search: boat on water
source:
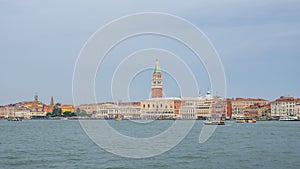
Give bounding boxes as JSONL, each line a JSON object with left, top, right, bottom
{"left": 279, "top": 116, "right": 298, "bottom": 121}
{"left": 114, "top": 114, "right": 122, "bottom": 121}
{"left": 236, "top": 117, "right": 256, "bottom": 123}
{"left": 204, "top": 120, "right": 225, "bottom": 125}
{"left": 7, "top": 117, "right": 22, "bottom": 121}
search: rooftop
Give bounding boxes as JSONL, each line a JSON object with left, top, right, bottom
{"left": 273, "top": 96, "right": 295, "bottom": 102}
{"left": 233, "top": 98, "right": 268, "bottom": 102}
{"left": 142, "top": 97, "right": 181, "bottom": 101}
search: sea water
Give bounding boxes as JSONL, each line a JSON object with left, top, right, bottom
{"left": 0, "top": 120, "right": 299, "bottom": 169}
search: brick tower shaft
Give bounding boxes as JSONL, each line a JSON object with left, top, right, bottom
{"left": 152, "top": 58, "right": 163, "bottom": 98}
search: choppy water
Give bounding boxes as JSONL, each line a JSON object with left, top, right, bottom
{"left": 0, "top": 120, "right": 299, "bottom": 169}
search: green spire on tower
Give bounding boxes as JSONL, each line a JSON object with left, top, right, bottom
{"left": 153, "top": 58, "right": 161, "bottom": 73}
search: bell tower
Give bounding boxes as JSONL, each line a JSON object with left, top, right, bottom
{"left": 152, "top": 58, "right": 163, "bottom": 98}
{"left": 34, "top": 93, "right": 38, "bottom": 102}
{"left": 50, "top": 96, "right": 54, "bottom": 106}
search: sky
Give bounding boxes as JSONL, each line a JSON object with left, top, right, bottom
{"left": 1, "top": 0, "right": 300, "bottom": 105}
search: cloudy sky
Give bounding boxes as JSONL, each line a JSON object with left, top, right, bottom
{"left": 1, "top": 0, "right": 300, "bottom": 105}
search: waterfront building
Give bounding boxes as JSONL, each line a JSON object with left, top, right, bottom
{"left": 0, "top": 95, "right": 50, "bottom": 118}
{"left": 231, "top": 98, "right": 269, "bottom": 118}
{"left": 211, "top": 98, "right": 227, "bottom": 119}
{"left": 264, "top": 104, "right": 272, "bottom": 118}
{"left": 226, "top": 99, "right": 233, "bottom": 119}
{"left": 195, "top": 99, "right": 213, "bottom": 119}
{"left": 43, "top": 105, "right": 54, "bottom": 113}
{"left": 59, "top": 104, "right": 75, "bottom": 114}
{"left": 92, "top": 102, "right": 140, "bottom": 119}
{"left": 75, "top": 103, "right": 104, "bottom": 114}
{"left": 117, "top": 102, "right": 140, "bottom": 119}
{"left": 193, "top": 90, "right": 219, "bottom": 120}
{"left": 29, "top": 111, "right": 47, "bottom": 118}
{"left": 13, "top": 105, "right": 31, "bottom": 119}
{"left": 179, "top": 97, "right": 201, "bottom": 119}
{"left": 14, "top": 110, "right": 31, "bottom": 119}
{"left": 0, "top": 105, "right": 15, "bottom": 118}
{"left": 179, "top": 90, "right": 224, "bottom": 120}
{"left": 0, "top": 95, "right": 76, "bottom": 119}
{"left": 295, "top": 101, "right": 300, "bottom": 119}
{"left": 22, "top": 101, "right": 43, "bottom": 112}
{"left": 244, "top": 103, "right": 270, "bottom": 118}
{"left": 0, "top": 106, "right": 7, "bottom": 118}
{"left": 270, "top": 96, "right": 295, "bottom": 117}
{"left": 43, "top": 96, "right": 55, "bottom": 113}
{"left": 152, "top": 58, "right": 163, "bottom": 98}
{"left": 15, "top": 94, "right": 44, "bottom": 112}
{"left": 140, "top": 98, "right": 181, "bottom": 119}
{"left": 92, "top": 103, "right": 118, "bottom": 119}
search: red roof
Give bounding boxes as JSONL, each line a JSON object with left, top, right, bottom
{"left": 273, "top": 96, "right": 295, "bottom": 102}
{"left": 233, "top": 98, "right": 268, "bottom": 101}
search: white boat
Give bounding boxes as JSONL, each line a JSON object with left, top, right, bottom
{"left": 279, "top": 116, "right": 298, "bottom": 121}
{"left": 204, "top": 120, "right": 225, "bottom": 125}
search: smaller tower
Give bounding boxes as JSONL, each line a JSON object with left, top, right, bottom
{"left": 34, "top": 93, "right": 38, "bottom": 102}
{"left": 50, "top": 96, "right": 54, "bottom": 106}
